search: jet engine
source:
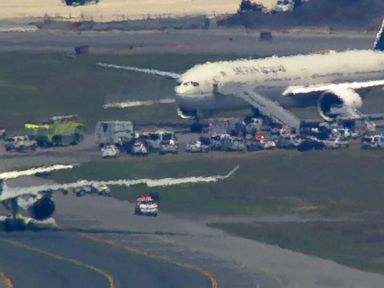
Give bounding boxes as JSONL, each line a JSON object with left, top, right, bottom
{"left": 317, "top": 88, "right": 362, "bottom": 121}
{"left": 28, "top": 194, "right": 55, "bottom": 221}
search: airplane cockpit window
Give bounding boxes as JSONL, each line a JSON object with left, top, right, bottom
{"left": 182, "top": 81, "right": 200, "bottom": 87}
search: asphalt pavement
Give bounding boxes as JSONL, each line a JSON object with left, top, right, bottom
{"left": 0, "top": 28, "right": 377, "bottom": 56}
{"left": 0, "top": 230, "right": 210, "bottom": 288}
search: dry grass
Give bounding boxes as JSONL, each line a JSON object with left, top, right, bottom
{"left": 0, "top": 0, "right": 241, "bottom": 21}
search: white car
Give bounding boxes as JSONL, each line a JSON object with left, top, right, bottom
{"left": 93, "top": 183, "right": 111, "bottom": 196}
{"left": 323, "top": 137, "right": 349, "bottom": 149}
{"left": 101, "top": 145, "right": 119, "bottom": 158}
{"left": 131, "top": 141, "right": 148, "bottom": 156}
{"left": 134, "top": 195, "right": 159, "bottom": 216}
{"left": 262, "top": 140, "right": 276, "bottom": 150}
{"left": 185, "top": 140, "right": 210, "bottom": 153}
{"left": 361, "top": 134, "right": 384, "bottom": 149}
{"left": 159, "top": 139, "right": 178, "bottom": 154}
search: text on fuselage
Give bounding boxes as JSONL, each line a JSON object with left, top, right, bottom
{"left": 232, "top": 65, "right": 286, "bottom": 76}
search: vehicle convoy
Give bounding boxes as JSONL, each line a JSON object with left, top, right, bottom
{"left": 4, "top": 135, "right": 37, "bottom": 152}
{"left": 25, "top": 115, "right": 84, "bottom": 147}
{"left": 69, "top": 182, "right": 111, "bottom": 197}
{"left": 134, "top": 195, "right": 159, "bottom": 216}
{"left": 137, "top": 130, "right": 178, "bottom": 153}
{"left": 95, "top": 121, "right": 135, "bottom": 149}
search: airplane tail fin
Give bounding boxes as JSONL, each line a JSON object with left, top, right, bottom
{"left": 374, "top": 19, "right": 384, "bottom": 51}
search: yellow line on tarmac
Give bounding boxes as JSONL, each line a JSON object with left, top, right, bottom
{"left": 0, "top": 272, "right": 14, "bottom": 288}
{"left": 0, "top": 239, "right": 114, "bottom": 288}
{"left": 79, "top": 233, "right": 218, "bottom": 288}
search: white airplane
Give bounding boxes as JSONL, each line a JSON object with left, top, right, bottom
{"left": 0, "top": 164, "right": 238, "bottom": 231}
{"left": 97, "top": 19, "right": 384, "bottom": 130}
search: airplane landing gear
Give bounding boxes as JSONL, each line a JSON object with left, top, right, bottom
{"left": 3, "top": 217, "right": 27, "bottom": 232}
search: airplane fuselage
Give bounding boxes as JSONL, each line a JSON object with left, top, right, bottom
{"left": 175, "top": 50, "right": 384, "bottom": 117}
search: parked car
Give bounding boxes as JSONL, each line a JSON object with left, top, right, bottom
{"left": 323, "top": 137, "right": 349, "bottom": 149}
{"left": 159, "top": 139, "right": 178, "bottom": 154}
{"left": 185, "top": 140, "right": 210, "bottom": 153}
{"left": 297, "top": 137, "right": 325, "bottom": 152}
{"left": 72, "top": 182, "right": 111, "bottom": 197}
{"left": 101, "top": 145, "right": 119, "bottom": 158}
{"left": 361, "top": 134, "right": 384, "bottom": 149}
{"left": 222, "top": 136, "right": 247, "bottom": 152}
{"left": 275, "top": 135, "right": 301, "bottom": 149}
{"left": 4, "top": 135, "right": 37, "bottom": 152}
{"left": 131, "top": 141, "right": 148, "bottom": 156}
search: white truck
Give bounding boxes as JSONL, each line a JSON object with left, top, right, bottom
{"left": 95, "top": 121, "right": 134, "bottom": 148}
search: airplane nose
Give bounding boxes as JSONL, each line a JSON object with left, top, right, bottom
{"left": 175, "top": 85, "right": 182, "bottom": 95}
{"left": 175, "top": 85, "right": 193, "bottom": 97}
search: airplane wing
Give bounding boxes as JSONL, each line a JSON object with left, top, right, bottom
{"left": 0, "top": 166, "right": 239, "bottom": 202}
{"left": 283, "top": 80, "right": 384, "bottom": 96}
{"left": 0, "top": 164, "right": 77, "bottom": 180}
{"left": 96, "top": 62, "right": 181, "bottom": 79}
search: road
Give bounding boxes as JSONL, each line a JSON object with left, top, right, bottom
{"left": 0, "top": 28, "right": 377, "bottom": 56}
{"left": 51, "top": 192, "right": 384, "bottom": 288}
{"left": 0, "top": 230, "right": 210, "bottom": 288}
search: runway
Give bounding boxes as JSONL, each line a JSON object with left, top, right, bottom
{"left": 0, "top": 28, "right": 377, "bottom": 56}
{"left": 0, "top": 230, "right": 211, "bottom": 288}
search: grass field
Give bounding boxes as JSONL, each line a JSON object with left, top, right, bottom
{"left": 210, "top": 221, "right": 384, "bottom": 274}
{"left": 51, "top": 148, "right": 384, "bottom": 217}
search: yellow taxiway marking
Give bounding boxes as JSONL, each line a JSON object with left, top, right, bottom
{"left": 79, "top": 233, "right": 218, "bottom": 288}
{"left": 0, "top": 272, "right": 14, "bottom": 288}
{"left": 0, "top": 239, "right": 114, "bottom": 288}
